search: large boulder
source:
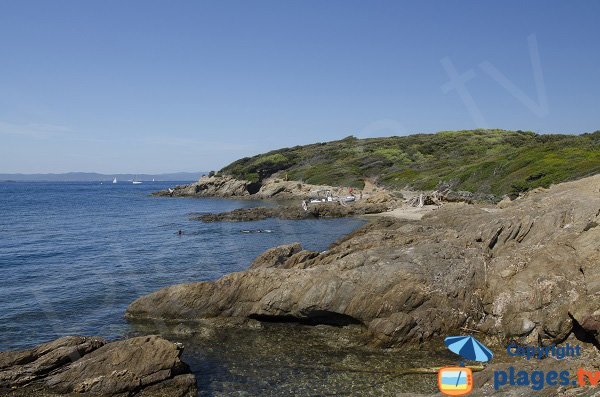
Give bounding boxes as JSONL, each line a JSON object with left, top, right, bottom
{"left": 0, "top": 336, "right": 196, "bottom": 397}
{"left": 129, "top": 175, "right": 600, "bottom": 348}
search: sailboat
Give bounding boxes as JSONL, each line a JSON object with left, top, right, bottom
{"left": 132, "top": 176, "right": 142, "bottom": 185}
{"left": 113, "top": 177, "right": 117, "bottom": 184}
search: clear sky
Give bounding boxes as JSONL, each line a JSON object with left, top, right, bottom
{"left": 1, "top": 0, "right": 598, "bottom": 173}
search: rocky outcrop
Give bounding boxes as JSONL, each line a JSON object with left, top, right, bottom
{"left": 255, "top": 178, "right": 325, "bottom": 199}
{"left": 129, "top": 174, "right": 600, "bottom": 349}
{"left": 154, "top": 174, "right": 368, "bottom": 200}
{"left": 194, "top": 206, "right": 305, "bottom": 222}
{"left": 0, "top": 336, "right": 106, "bottom": 388}
{"left": 155, "top": 174, "right": 492, "bottom": 208}
{"left": 0, "top": 336, "right": 196, "bottom": 396}
{"left": 195, "top": 191, "right": 400, "bottom": 222}
{"left": 249, "top": 243, "right": 302, "bottom": 269}
{"left": 153, "top": 175, "right": 254, "bottom": 198}
{"left": 248, "top": 243, "right": 320, "bottom": 271}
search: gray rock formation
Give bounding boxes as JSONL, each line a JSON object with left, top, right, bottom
{"left": 129, "top": 174, "right": 600, "bottom": 349}
{"left": 0, "top": 336, "right": 196, "bottom": 396}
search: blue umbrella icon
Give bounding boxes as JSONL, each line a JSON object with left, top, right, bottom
{"left": 444, "top": 336, "right": 493, "bottom": 362}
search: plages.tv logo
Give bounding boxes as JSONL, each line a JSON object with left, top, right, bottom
{"left": 438, "top": 366, "right": 473, "bottom": 396}
{"left": 438, "top": 336, "right": 494, "bottom": 396}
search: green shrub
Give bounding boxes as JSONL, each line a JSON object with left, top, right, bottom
{"left": 219, "top": 129, "right": 600, "bottom": 196}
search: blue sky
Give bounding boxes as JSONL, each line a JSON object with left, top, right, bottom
{"left": 1, "top": 0, "right": 598, "bottom": 173}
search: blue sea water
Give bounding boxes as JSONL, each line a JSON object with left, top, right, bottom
{"left": 0, "top": 182, "right": 365, "bottom": 351}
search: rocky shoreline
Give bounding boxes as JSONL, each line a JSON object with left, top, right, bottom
{"left": 153, "top": 174, "right": 499, "bottom": 203}
{"left": 158, "top": 174, "right": 502, "bottom": 223}
{"left": 132, "top": 174, "right": 600, "bottom": 350}
{"left": 193, "top": 191, "right": 401, "bottom": 222}
{"left": 134, "top": 173, "right": 600, "bottom": 395}
{"left": 4, "top": 174, "right": 599, "bottom": 396}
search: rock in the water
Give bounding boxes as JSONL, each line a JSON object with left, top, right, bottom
{"left": 129, "top": 174, "right": 600, "bottom": 348}
{"left": 0, "top": 336, "right": 106, "bottom": 387}
{"left": 0, "top": 335, "right": 196, "bottom": 397}
{"left": 195, "top": 207, "right": 280, "bottom": 222}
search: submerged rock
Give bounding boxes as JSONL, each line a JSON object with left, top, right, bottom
{"left": 0, "top": 335, "right": 196, "bottom": 396}
{"left": 130, "top": 174, "right": 600, "bottom": 348}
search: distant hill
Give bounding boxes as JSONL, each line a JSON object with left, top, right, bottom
{"left": 221, "top": 129, "right": 600, "bottom": 197}
{"left": 0, "top": 172, "right": 206, "bottom": 182}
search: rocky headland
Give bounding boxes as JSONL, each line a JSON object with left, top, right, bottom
{"left": 152, "top": 174, "right": 354, "bottom": 200}
{"left": 130, "top": 174, "right": 600, "bottom": 351}
{"left": 154, "top": 173, "right": 495, "bottom": 204}
{"left": 0, "top": 335, "right": 197, "bottom": 396}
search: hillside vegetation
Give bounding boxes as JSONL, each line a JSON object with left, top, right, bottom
{"left": 221, "top": 129, "right": 600, "bottom": 197}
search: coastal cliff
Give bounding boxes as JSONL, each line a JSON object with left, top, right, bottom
{"left": 128, "top": 174, "right": 600, "bottom": 348}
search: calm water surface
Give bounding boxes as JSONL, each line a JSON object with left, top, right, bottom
{"left": 0, "top": 182, "right": 364, "bottom": 351}
{"left": 0, "top": 182, "right": 446, "bottom": 396}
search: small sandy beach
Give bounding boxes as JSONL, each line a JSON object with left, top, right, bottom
{"left": 362, "top": 204, "right": 439, "bottom": 220}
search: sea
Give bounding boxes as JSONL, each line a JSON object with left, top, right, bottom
{"left": 0, "top": 181, "right": 445, "bottom": 395}
{"left": 0, "top": 181, "right": 364, "bottom": 350}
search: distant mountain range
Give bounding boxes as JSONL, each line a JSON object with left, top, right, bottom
{"left": 0, "top": 172, "right": 206, "bottom": 182}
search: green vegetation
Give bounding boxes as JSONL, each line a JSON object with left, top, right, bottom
{"left": 221, "top": 129, "right": 600, "bottom": 197}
